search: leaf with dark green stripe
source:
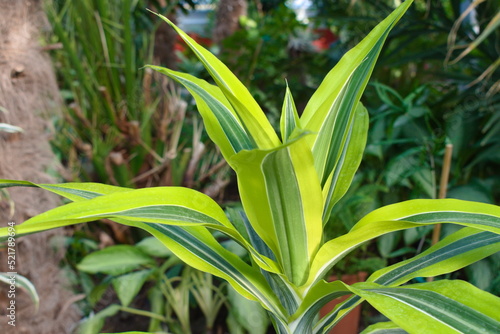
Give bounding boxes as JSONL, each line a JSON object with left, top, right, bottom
{"left": 354, "top": 199, "right": 500, "bottom": 234}
{"left": 0, "top": 179, "right": 130, "bottom": 201}
{"left": 311, "top": 227, "right": 500, "bottom": 333}
{"left": 280, "top": 83, "right": 300, "bottom": 143}
{"left": 234, "top": 209, "right": 300, "bottom": 316}
{"left": 306, "top": 200, "right": 500, "bottom": 289}
{"left": 313, "top": 295, "right": 363, "bottom": 334}
{"left": 6, "top": 186, "right": 280, "bottom": 274}
{"left": 300, "top": 0, "right": 413, "bottom": 186}
{"left": 150, "top": 12, "right": 281, "bottom": 150}
{"left": 147, "top": 66, "right": 254, "bottom": 160}
{"left": 230, "top": 137, "right": 323, "bottom": 285}
{"left": 142, "top": 223, "right": 285, "bottom": 317}
{"left": 0, "top": 181, "right": 287, "bottom": 321}
{"left": 369, "top": 227, "right": 500, "bottom": 286}
{"left": 351, "top": 280, "right": 500, "bottom": 334}
{"left": 321, "top": 103, "right": 368, "bottom": 221}
{"left": 291, "top": 280, "right": 353, "bottom": 333}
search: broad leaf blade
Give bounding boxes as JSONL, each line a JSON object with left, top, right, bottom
{"left": 4, "top": 185, "right": 279, "bottom": 274}
{"left": 112, "top": 269, "right": 152, "bottom": 307}
{"left": 291, "top": 280, "right": 353, "bottom": 332}
{"left": 352, "top": 280, "right": 500, "bottom": 333}
{"left": 306, "top": 199, "right": 500, "bottom": 287}
{"left": 280, "top": 83, "right": 300, "bottom": 143}
{"left": 0, "top": 181, "right": 287, "bottom": 320}
{"left": 313, "top": 228, "right": 500, "bottom": 333}
{"left": 77, "top": 245, "right": 155, "bottom": 275}
{"left": 321, "top": 103, "right": 368, "bottom": 221}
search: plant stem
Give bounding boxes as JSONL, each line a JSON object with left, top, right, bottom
{"left": 119, "top": 305, "right": 167, "bottom": 322}
{"left": 428, "top": 143, "right": 453, "bottom": 282}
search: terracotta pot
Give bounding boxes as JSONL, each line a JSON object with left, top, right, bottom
{"left": 319, "top": 272, "right": 368, "bottom": 334}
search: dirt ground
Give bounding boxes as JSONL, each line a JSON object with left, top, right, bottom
{"left": 0, "top": 1, "right": 81, "bottom": 333}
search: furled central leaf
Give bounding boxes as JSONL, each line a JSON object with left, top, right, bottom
{"left": 230, "top": 136, "right": 323, "bottom": 285}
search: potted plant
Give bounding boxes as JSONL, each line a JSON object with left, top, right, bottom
{"left": 1, "top": 1, "right": 500, "bottom": 333}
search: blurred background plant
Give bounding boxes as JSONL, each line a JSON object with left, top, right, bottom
{"left": 69, "top": 237, "right": 231, "bottom": 334}
{"left": 46, "top": 0, "right": 229, "bottom": 193}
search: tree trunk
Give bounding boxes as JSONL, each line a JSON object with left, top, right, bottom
{"left": 0, "top": 1, "right": 81, "bottom": 333}
{"left": 213, "top": 0, "right": 248, "bottom": 44}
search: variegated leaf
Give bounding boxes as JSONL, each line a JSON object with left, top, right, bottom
{"left": 150, "top": 12, "right": 281, "bottom": 150}
{"left": 351, "top": 280, "right": 500, "bottom": 333}
{"left": 230, "top": 137, "right": 323, "bottom": 285}
{"left": 306, "top": 199, "right": 500, "bottom": 287}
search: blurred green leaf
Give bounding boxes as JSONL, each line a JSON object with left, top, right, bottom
{"left": 112, "top": 269, "right": 152, "bottom": 307}
{"left": 77, "top": 245, "right": 155, "bottom": 276}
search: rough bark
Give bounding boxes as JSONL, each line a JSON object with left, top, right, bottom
{"left": 0, "top": 1, "right": 81, "bottom": 333}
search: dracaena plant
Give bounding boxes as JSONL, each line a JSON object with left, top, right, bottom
{"left": 1, "top": 1, "right": 500, "bottom": 333}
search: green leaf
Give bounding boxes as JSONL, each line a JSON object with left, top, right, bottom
{"left": 112, "top": 269, "right": 152, "bottom": 307}
{"left": 78, "top": 304, "right": 121, "bottom": 334}
{"left": 280, "top": 83, "right": 300, "bottom": 143}
{"left": 312, "top": 294, "right": 365, "bottom": 334}
{"left": 369, "top": 228, "right": 500, "bottom": 286}
{"left": 136, "top": 236, "right": 173, "bottom": 258}
{"left": 0, "top": 273, "right": 39, "bottom": 311}
{"left": 352, "top": 280, "right": 500, "bottom": 333}
{"left": 0, "top": 180, "right": 287, "bottom": 321}
{"left": 306, "top": 199, "right": 500, "bottom": 287}
{"left": 314, "top": 227, "right": 500, "bottom": 333}
{"left": 300, "top": 0, "right": 414, "bottom": 185}
{"left": 227, "top": 285, "right": 270, "bottom": 334}
{"left": 377, "top": 232, "right": 401, "bottom": 258}
{"left": 361, "top": 321, "right": 407, "bottom": 334}
{"left": 137, "top": 222, "right": 286, "bottom": 320}
{"left": 149, "top": 12, "right": 281, "bottom": 150}
{"left": 0, "top": 180, "right": 131, "bottom": 201}
{"left": 231, "top": 137, "right": 323, "bottom": 285}
{"left": 146, "top": 66, "right": 254, "bottom": 160}
{"left": 466, "top": 259, "right": 494, "bottom": 291}
{"left": 354, "top": 199, "right": 500, "bottom": 234}
{"left": 77, "top": 245, "right": 155, "bottom": 276}
{"left": 321, "top": 103, "right": 369, "bottom": 221}
{"left": 291, "top": 280, "right": 354, "bottom": 332}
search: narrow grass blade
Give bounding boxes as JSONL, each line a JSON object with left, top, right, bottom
{"left": 280, "top": 83, "right": 300, "bottom": 143}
